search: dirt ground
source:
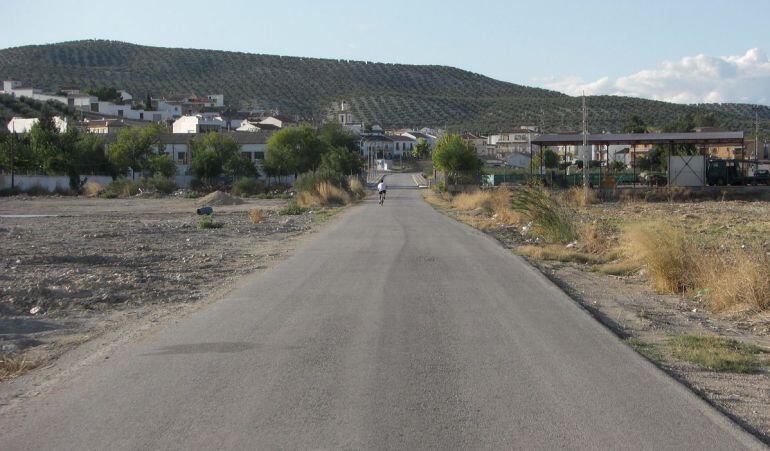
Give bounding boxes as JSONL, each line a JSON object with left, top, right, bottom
{"left": 427, "top": 192, "right": 770, "bottom": 444}
{"left": 0, "top": 195, "right": 333, "bottom": 382}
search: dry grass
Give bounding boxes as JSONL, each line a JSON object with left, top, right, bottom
{"left": 562, "top": 186, "right": 598, "bottom": 207}
{"left": 248, "top": 209, "right": 265, "bottom": 224}
{"left": 594, "top": 260, "right": 640, "bottom": 276}
{"left": 348, "top": 177, "right": 366, "bottom": 199}
{"left": 0, "top": 352, "right": 41, "bottom": 381}
{"left": 423, "top": 190, "right": 454, "bottom": 209}
{"left": 82, "top": 182, "right": 104, "bottom": 197}
{"left": 518, "top": 245, "right": 604, "bottom": 264}
{"left": 624, "top": 223, "right": 700, "bottom": 294}
{"left": 578, "top": 222, "right": 613, "bottom": 255}
{"left": 699, "top": 251, "right": 770, "bottom": 312}
{"left": 297, "top": 181, "right": 352, "bottom": 207}
{"left": 453, "top": 190, "right": 493, "bottom": 211}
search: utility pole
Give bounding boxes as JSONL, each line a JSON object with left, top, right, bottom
{"left": 582, "top": 93, "right": 589, "bottom": 203}
{"left": 756, "top": 111, "right": 760, "bottom": 161}
{"left": 10, "top": 124, "right": 16, "bottom": 190}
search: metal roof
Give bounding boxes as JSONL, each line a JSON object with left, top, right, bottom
{"left": 531, "top": 132, "right": 744, "bottom": 146}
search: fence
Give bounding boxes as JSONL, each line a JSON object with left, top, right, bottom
{"left": 0, "top": 174, "right": 114, "bottom": 191}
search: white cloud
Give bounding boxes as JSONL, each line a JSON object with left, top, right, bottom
{"left": 539, "top": 48, "right": 770, "bottom": 105}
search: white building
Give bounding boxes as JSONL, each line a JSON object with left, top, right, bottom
{"left": 401, "top": 130, "right": 437, "bottom": 148}
{"left": 7, "top": 116, "right": 68, "bottom": 133}
{"left": 259, "top": 114, "right": 297, "bottom": 129}
{"left": 172, "top": 115, "right": 226, "bottom": 134}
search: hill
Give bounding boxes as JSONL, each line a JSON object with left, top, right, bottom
{"left": 1, "top": 40, "right": 768, "bottom": 135}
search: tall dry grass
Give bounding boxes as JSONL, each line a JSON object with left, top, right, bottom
{"left": 348, "top": 176, "right": 366, "bottom": 198}
{"left": 624, "top": 223, "right": 770, "bottom": 312}
{"left": 297, "top": 181, "right": 352, "bottom": 207}
{"left": 83, "top": 182, "right": 105, "bottom": 197}
{"left": 453, "top": 190, "right": 493, "bottom": 211}
{"left": 699, "top": 251, "right": 770, "bottom": 312}
{"left": 562, "top": 186, "right": 598, "bottom": 207}
{"left": 624, "top": 223, "right": 699, "bottom": 293}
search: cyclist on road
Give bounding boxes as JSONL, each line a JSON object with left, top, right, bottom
{"left": 377, "top": 178, "right": 387, "bottom": 205}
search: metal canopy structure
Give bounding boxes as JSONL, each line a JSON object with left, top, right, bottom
{"left": 531, "top": 131, "right": 744, "bottom": 146}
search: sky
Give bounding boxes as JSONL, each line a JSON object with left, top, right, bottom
{"left": 1, "top": 0, "right": 770, "bottom": 105}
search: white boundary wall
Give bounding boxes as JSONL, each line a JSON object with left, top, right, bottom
{"left": 0, "top": 174, "right": 114, "bottom": 191}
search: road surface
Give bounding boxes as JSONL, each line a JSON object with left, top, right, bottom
{"left": 1, "top": 174, "right": 763, "bottom": 450}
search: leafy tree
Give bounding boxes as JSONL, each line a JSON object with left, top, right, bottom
{"left": 319, "top": 122, "right": 358, "bottom": 152}
{"left": 319, "top": 146, "right": 363, "bottom": 175}
{"left": 263, "top": 143, "right": 296, "bottom": 182}
{"left": 223, "top": 153, "right": 259, "bottom": 179}
{"left": 431, "top": 134, "right": 482, "bottom": 184}
{"left": 411, "top": 138, "right": 430, "bottom": 159}
{"left": 107, "top": 124, "right": 163, "bottom": 177}
{"left": 146, "top": 154, "right": 177, "bottom": 178}
{"left": 190, "top": 133, "right": 256, "bottom": 184}
{"left": 531, "top": 147, "right": 559, "bottom": 170}
{"left": 266, "top": 125, "right": 326, "bottom": 174}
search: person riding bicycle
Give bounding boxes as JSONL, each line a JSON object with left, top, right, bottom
{"left": 377, "top": 178, "right": 387, "bottom": 205}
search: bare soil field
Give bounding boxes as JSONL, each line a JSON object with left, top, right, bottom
{"left": 425, "top": 189, "right": 770, "bottom": 443}
{"left": 0, "top": 195, "right": 335, "bottom": 382}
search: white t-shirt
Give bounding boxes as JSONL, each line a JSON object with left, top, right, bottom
{"left": 377, "top": 182, "right": 387, "bottom": 192}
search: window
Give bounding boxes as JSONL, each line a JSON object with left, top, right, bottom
{"left": 177, "top": 152, "right": 186, "bottom": 161}
{"left": 139, "top": 112, "right": 144, "bottom": 120}
{"left": 255, "top": 151, "right": 265, "bottom": 160}
{"left": 117, "top": 110, "right": 124, "bottom": 117}
{"left": 242, "top": 152, "right": 252, "bottom": 160}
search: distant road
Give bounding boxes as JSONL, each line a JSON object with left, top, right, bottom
{"left": 1, "top": 173, "right": 762, "bottom": 450}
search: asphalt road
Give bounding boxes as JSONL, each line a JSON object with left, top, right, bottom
{"left": 1, "top": 173, "right": 763, "bottom": 450}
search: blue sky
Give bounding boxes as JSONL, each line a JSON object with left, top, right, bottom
{"left": 2, "top": 0, "right": 770, "bottom": 104}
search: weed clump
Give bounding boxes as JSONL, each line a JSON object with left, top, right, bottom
{"left": 249, "top": 209, "right": 265, "bottom": 224}
{"left": 197, "top": 215, "right": 224, "bottom": 229}
{"left": 511, "top": 187, "right": 577, "bottom": 244}
{"left": 280, "top": 200, "right": 308, "bottom": 215}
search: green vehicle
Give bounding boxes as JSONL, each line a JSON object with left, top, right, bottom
{"left": 707, "top": 159, "right": 749, "bottom": 186}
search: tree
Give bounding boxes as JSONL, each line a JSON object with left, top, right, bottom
{"left": 531, "top": 147, "right": 559, "bottom": 170}
{"left": 266, "top": 125, "right": 326, "bottom": 174}
{"left": 319, "top": 122, "right": 358, "bottom": 152}
{"left": 107, "top": 124, "right": 163, "bottom": 177}
{"left": 190, "top": 133, "right": 256, "bottom": 184}
{"left": 411, "top": 138, "right": 430, "bottom": 159}
{"left": 263, "top": 144, "right": 296, "bottom": 182}
{"left": 146, "top": 154, "right": 177, "bottom": 178}
{"left": 431, "top": 134, "right": 482, "bottom": 184}
{"left": 319, "top": 145, "right": 363, "bottom": 175}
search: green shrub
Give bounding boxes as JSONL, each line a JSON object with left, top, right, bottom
{"left": 183, "top": 190, "right": 203, "bottom": 199}
{"left": 280, "top": 200, "right": 308, "bottom": 215}
{"left": 511, "top": 187, "right": 577, "bottom": 244}
{"left": 293, "top": 169, "right": 346, "bottom": 193}
{"left": 137, "top": 175, "right": 177, "bottom": 194}
{"left": 197, "top": 215, "right": 224, "bottom": 229}
{"left": 100, "top": 179, "right": 139, "bottom": 198}
{"left": 668, "top": 335, "right": 763, "bottom": 373}
{"left": 231, "top": 177, "right": 264, "bottom": 197}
